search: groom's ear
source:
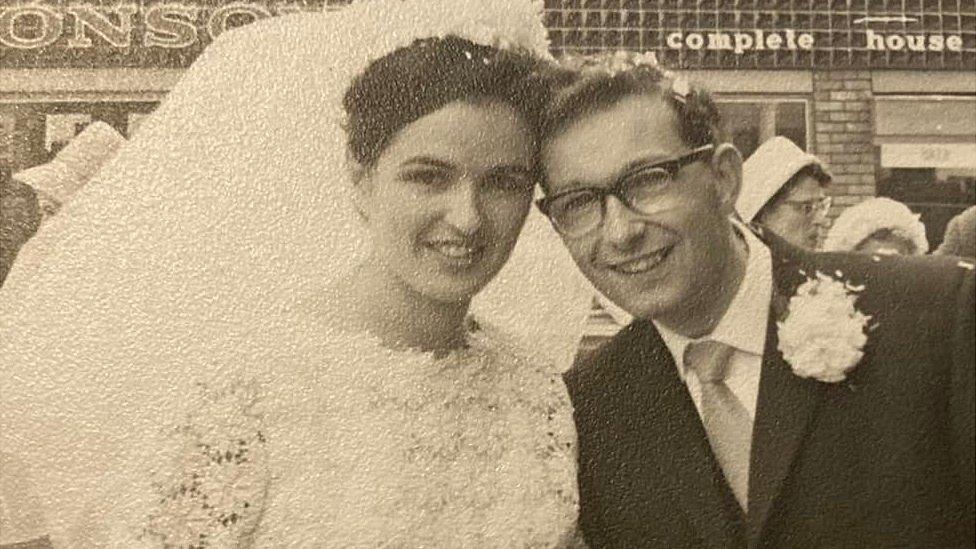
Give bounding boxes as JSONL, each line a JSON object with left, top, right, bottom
{"left": 709, "top": 143, "right": 743, "bottom": 216}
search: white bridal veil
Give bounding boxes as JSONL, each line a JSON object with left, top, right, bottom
{"left": 0, "top": 1, "right": 592, "bottom": 543}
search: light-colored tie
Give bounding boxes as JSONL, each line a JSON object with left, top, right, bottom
{"left": 684, "top": 340, "right": 752, "bottom": 511}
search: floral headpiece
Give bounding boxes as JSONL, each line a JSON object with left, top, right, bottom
{"left": 334, "top": 0, "right": 553, "bottom": 138}
{"left": 346, "top": 0, "right": 552, "bottom": 71}
{"left": 558, "top": 49, "right": 692, "bottom": 104}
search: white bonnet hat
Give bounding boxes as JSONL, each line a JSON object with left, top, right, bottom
{"left": 13, "top": 121, "right": 125, "bottom": 205}
{"left": 823, "top": 197, "right": 929, "bottom": 254}
{"left": 738, "top": 136, "right": 830, "bottom": 222}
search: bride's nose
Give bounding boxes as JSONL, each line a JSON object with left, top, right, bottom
{"left": 441, "top": 177, "right": 483, "bottom": 235}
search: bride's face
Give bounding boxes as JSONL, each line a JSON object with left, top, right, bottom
{"left": 355, "top": 100, "right": 537, "bottom": 303}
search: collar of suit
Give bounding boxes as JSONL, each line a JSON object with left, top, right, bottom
{"left": 655, "top": 221, "right": 773, "bottom": 384}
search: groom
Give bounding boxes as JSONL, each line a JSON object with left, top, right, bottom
{"left": 538, "top": 56, "right": 975, "bottom": 548}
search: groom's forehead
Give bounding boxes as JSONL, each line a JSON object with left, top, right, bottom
{"left": 543, "top": 95, "right": 683, "bottom": 185}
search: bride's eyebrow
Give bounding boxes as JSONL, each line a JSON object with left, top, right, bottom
{"left": 400, "top": 156, "right": 455, "bottom": 170}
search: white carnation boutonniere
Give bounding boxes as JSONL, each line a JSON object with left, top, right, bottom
{"left": 777, "top": 271, "right": 872, "bottom": 383}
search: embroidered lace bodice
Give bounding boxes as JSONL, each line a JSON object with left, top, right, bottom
{"left": 81, "top": 314, "right": 580, "bottom": 547}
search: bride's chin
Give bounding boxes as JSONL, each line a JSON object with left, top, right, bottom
{"left": 329, "top": 262, "right": 477, "bottom": 316}
{"left": 417, "top": 282, "right": 483, "bottom": 306}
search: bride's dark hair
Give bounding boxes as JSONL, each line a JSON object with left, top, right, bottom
{"left": 343, "top": 35, "right": 553, "bottom": 168}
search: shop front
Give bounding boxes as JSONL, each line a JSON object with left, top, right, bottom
{"left": 1, "top": 1, "right": 349, "bottom": 177}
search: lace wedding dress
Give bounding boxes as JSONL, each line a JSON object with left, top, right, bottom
{"left": 69, "top": 311, "right": 581, "bottom": 547}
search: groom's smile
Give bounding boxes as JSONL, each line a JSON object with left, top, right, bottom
{"left": 605, "top": 243, "right": 675, "bottom": 276}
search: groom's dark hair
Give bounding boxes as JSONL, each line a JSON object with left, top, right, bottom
{"left": 343, "top": 35, "right": 555, "bottom": 169}
{"left": 541, "top": 55, "right": 726, "bottom": 154}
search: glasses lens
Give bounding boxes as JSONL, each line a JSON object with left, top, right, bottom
{"left": 550, "top": 191, "right": 603, "bottom": 236}
{"left": 820, "top": 196, "right": 832, "bottom": 214}
{"left": 620, "top": 168, "right": 671, "bottom": 214}
{"left": 805, "top": 198, "right": 829, "bottom": 216}
{"left": 793, "top": 197, "right": 830, "bottom": 216}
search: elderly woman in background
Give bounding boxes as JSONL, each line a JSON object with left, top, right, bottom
{"left": 738, "top": 136, "right": 833, "bottom": 249}
{"left": 824, "top": 196, "right": 929, "bottom": 256}
{"left": 0, "top": 121, "right": 124, "bottom": 287}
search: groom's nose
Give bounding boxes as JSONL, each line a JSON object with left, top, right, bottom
{"left": 602, "top": 196, "right": 645, "bottom": 249}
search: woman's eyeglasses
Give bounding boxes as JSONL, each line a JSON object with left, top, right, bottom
{"left": 537, "top": 144, "right": 714, "bottom": 238}
{"left": 783, "top": 196, "right": 832, "bottom": 217}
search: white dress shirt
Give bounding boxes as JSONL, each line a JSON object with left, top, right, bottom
{"left": 653, "top": 224, "right": 773, "bottom": 422}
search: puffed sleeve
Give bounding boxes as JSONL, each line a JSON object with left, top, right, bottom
{"left": 78, "top": 377, "right": 271, "bottom": 548}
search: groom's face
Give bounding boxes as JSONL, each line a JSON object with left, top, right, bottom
{"left": 542, "top": 94, "right": 738, "bottom": 321}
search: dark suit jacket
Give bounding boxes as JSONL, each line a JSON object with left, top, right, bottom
{"left": 565, "top": 232, "right": 975, "bottom": 548}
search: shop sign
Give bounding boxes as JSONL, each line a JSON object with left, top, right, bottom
{"left": 0, "top": 1, "right": 323, "bottom": 50}
{"left": 665, "top": 30, "right": 815, "bottom": 54}
{"left": 664, "top": 29, "right": 964, "bottom": 55}
{"left": 0, "top": 1, "right": 325, "bottom": 50}
{"left": 881, "top": 143, "right": 976, "bottom": 170}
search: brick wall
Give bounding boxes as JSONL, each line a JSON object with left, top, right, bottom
{"left": 812, "top": 71, "right": 876, "bottom": 217}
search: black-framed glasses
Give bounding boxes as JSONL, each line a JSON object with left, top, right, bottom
{"left": 537, "top": 144, "right": 714, "bottom": 237}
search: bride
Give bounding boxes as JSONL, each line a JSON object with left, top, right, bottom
{"left": 0, "top": 1, "right": 593, "bottom": 546}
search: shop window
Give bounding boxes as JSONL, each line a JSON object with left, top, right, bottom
{"left": 0, "top": 102, "right": 156, "bottom": 173}
{"left": 0, "top": 113, "right": 16, "bottom": 180}
{"left": 716, "top": 99, "right": 809, "bottom": 158}
{"left": 875, "top": 95, "right": 976, "bottom": 248}
{"left": 45, "top": 114, "right": 93, "bottom": 155}
{"left": 877, "top": 166, "right": 976, "bottom": 249}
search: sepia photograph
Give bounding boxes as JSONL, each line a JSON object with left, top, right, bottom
{"left": 1, "top": 1, "right": 974, "bottom": 547}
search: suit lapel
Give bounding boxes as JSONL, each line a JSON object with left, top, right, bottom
{"left": 746, "top": 237, "right": 827, "bottom": 545}
{"left": 624, "top": 322, "right": 746, "bottom": 547}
